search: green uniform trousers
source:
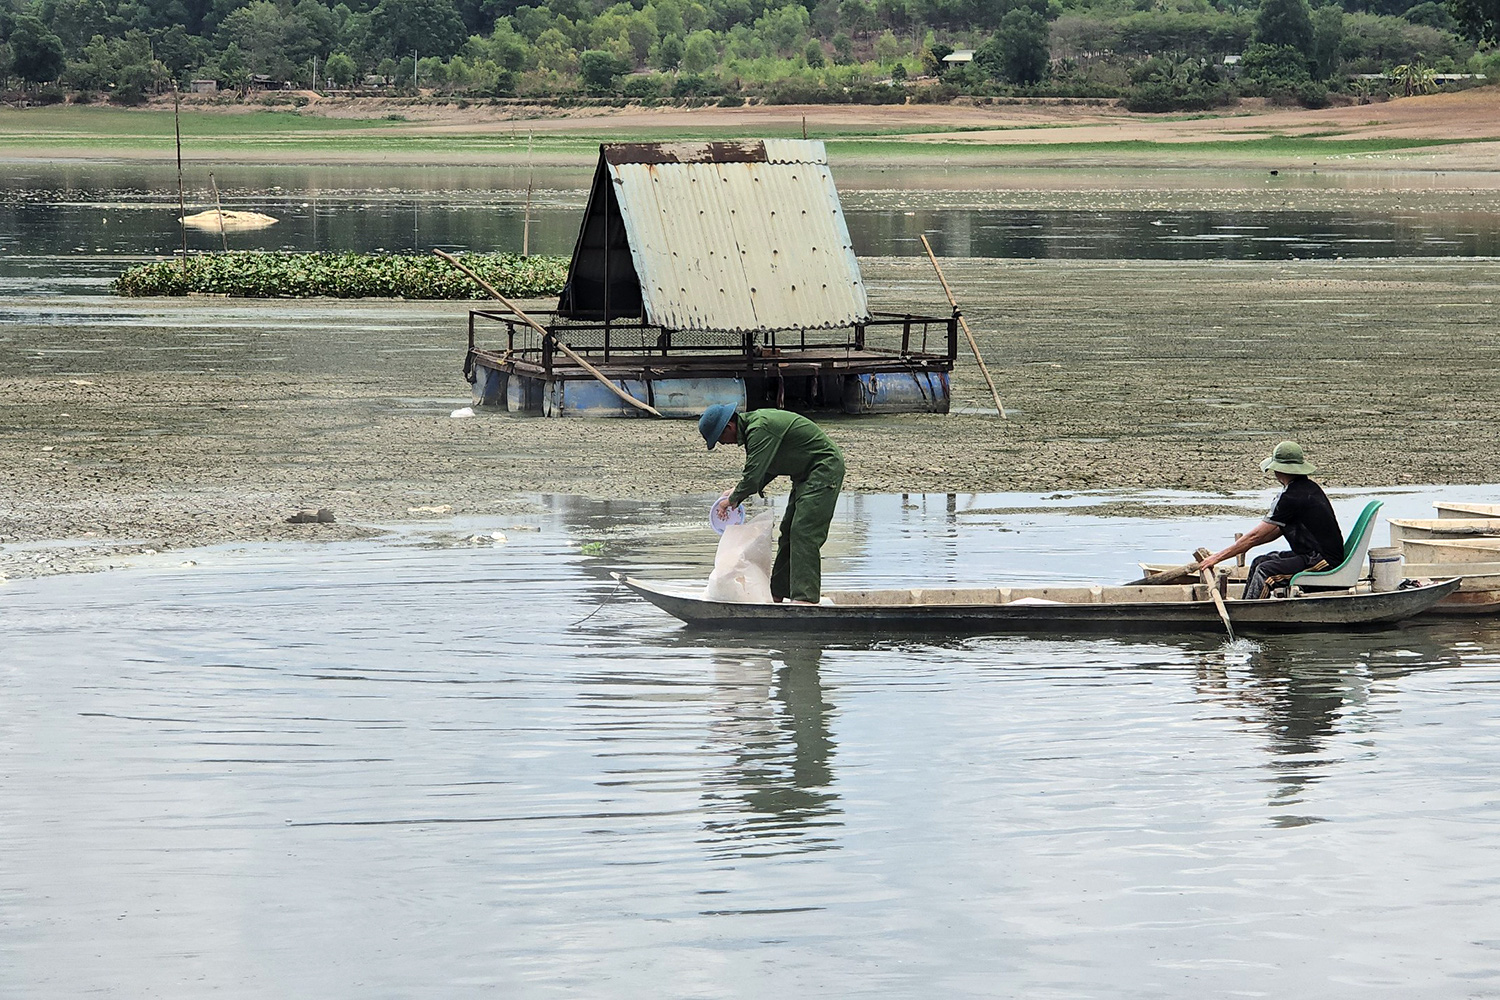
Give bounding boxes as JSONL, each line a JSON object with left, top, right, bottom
{"left": 770, "top": 459, "right": 845, "bottom": 604}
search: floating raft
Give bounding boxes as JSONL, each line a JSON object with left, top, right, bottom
{"left": 464, "top": 139, "right": 957, "bottom": 418}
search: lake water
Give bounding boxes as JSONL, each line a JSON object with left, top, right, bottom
{"left": 5, "top": 162, "right": 1500, "bottom": 295}
{"left": 5, "top": 489, "right": 1500, "bottom": 997}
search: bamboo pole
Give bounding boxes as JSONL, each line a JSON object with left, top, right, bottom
{"left": 1200, "top": 566, "right": 1235, "bottom": 641}
{"left": 173, "top": 85, "right": 187, "bottom": 272}
{"left": 523, "top": 129, "right": 533, "bottom": 258}
{"left": 209, "top": 172, "right": 228, "bottom": 252}
{"left": 919, "top": 234, "right": 1005, "bottom": 418}
{"left": 434, "top": 249, "right": 662, "bottom": 418}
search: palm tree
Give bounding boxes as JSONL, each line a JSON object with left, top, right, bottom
{"left": 1390, "top": 61, "right": 1437, "bottom": 96}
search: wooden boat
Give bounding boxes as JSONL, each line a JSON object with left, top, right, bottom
{"left": 1400, "top": 538, "right": 1500, "bottom": 564}
{"left": 1390, "top": 534, "right": 1500, "bottom": 615}
{"left": 1388, "top": 518, "right": 1500, "bottom": 544}
{"left": 1141, "top": 557, "right": 1496, "bottom": 618}
{"left": 615, "top": 574, "right": 1460, "bottom": 635}
{"left": 1435, "top": 501, "right": 1500, "bottom": 519}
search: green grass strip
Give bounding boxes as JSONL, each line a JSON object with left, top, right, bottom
{"left": 823, "top": 134, "right": 1486, "bottom": 158}
{"left": 112, "top": 251, "right": 569, "bottom": 299}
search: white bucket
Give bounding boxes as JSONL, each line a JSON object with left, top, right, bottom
{"left": 1369, "top": 546, "right": 1404, "bottom": 592}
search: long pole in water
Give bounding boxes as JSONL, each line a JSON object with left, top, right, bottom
{"left": 919, "top": 234, "right": 1005, "bottom": 418}
{"left": 174, "top": 85, "right": 187, "bottom": 272}
{"left": 522, "top": 129, "right": 533, "bottom": 258}
{"left": 433, "top": 249, "right": 662, "bottom": 417}
{"left": 1200, "top": 567, "right": 1235, "bottom": 641}
{"left": 209, "top": 172, "right": 227, "bottom": 252}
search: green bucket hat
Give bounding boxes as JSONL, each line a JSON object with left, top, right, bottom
{"left": 1260, "top": 440, "right": 1317, "bottom": 476}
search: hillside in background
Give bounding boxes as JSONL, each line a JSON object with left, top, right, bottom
{"left": 0, "top": 0, "right": 1494, "bottom": 109}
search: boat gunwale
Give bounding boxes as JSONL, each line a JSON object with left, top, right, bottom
{"left": 613, "top": 574, "right": 1462, "bottom": 633}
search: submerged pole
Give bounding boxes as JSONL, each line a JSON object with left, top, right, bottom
{"left": 209, "top": 172, "right": 227, "bottom": 252}
{"left": 523, "top": 129, "right": 533, "bottom": 257}
{"left": 174, "top": 84, "right": 187, "bottom": 272}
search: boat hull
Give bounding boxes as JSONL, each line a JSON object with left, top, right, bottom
{"left": 1389, "top": 518, "right": 1500, "bottom": 544}
{"left": 1435, "top": 502, "right": 1500, "bottom": 519}
{"left": 616, "top": 576, "right": 1462, "bottom": 635}
{"left": 1400, "top": 538, "right": 1500, "bottom": 564}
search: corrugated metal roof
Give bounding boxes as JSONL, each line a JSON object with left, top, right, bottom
{"left": 603, "top": 139, "right": 868, "bottom": 333}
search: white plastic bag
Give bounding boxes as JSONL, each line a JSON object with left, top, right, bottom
{"left": 704, "top": 509, "right": 776, "bottom": 603}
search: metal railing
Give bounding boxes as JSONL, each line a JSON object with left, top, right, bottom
{"left": 468, "top": 309, "right": 958, "bottom": 373}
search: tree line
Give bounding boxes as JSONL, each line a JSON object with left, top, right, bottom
{"left": 0, "top": 0, "right": 1494, "bottom": 108}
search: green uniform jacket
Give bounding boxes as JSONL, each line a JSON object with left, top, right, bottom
{"left": 727, "top": 410, "right": 845, "bottom": 506}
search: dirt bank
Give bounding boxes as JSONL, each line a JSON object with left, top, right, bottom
{"left": 3, "top": 257, "right": 1498, "bottom": 579}
{"left": 6, "top": 89, "right": 1500, "bottom": 172}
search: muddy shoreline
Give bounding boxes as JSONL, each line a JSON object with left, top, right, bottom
{"left": 4, "top": 256, "right": 1498, "bottom": 579}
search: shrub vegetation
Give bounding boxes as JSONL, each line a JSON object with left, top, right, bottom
{"left": 112, "top": 251, "right": 569, "bottom": 299}
{"left": 0, "top": 0, "right": 1488, "bottom": 111}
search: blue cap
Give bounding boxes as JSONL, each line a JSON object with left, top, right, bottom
{"left": 699, "top": 403, "right": 736, "bottom": 450}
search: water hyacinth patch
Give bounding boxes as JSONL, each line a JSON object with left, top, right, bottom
{"left": 112, "top": 251, "right": 570, "bottom": 299}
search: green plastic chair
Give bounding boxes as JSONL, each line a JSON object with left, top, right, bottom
{"left": 1290, "top": 500, "right": 1384, "bottom": 591}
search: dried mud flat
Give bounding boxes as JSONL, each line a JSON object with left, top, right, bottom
{"left": 3, "top": 256, "right": 1498, "bottom": 579}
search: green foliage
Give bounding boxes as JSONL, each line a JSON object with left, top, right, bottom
{"left": 370, "top": 0, "right": 469, "bottom": 60}
{"left": 324, "top": 51, "right": 356, "bottom": 85}
{"left": 10, "top": 15, "right": 67, "bottom": 84}
{"left": 1241, "top": 40, "right": 1311, "bottom": 86}
{"left": 1448, "top": 0, "right": 1500, "bottom": 42}
{"left": 112, "top": 252, "right": 570, "bottom": 299}
{"left": 578, "top": 48, "right": 628, "bottom": 93}
{"left": 1310, "top": 5, "right": 1344, "bottom": 79}
{"left": 1405, "top": 2, "right": 1457, "bottom": 29}
{"left": 4, "top": 0, "right": 1478, "bottom": 105}
{"left": 832, "top": 32, "right": 854, "bottom": 64}
{"left": 975, "top": 8, "right": 1049, "bottom": 85}
{"left": 681, "top": 29, "right": 718, "bottom": 72}
{"left": 652, "top": 32, "right": 683, "bottom": 70}
{"left": 1391, "top": 58, "right": 1438, "bottom": 92}
{"left": 1123, "top": 55, "right": 1232, "bottom": 111}
{"left": 1254, "top": 0, "right": 1315, "bottom": 57}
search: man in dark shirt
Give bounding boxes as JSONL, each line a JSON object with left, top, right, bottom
{"left": 1199, "top": 441, "right": 1345, "bottom": 600}
{"left": 700, "top": 403, "right": 845, "bottom": 604}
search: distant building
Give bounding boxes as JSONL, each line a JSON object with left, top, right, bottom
{"left": 363, "top": 74, "right": 391, "bottom": 88}
{"left": 942, "top": 49, "right": 975, "bottom": 65}
{"left": 190, "top": 79, "right": 218, "bottom": 94}
{"left": 1350, "top": 72, "right": 1485, "bottom": 85}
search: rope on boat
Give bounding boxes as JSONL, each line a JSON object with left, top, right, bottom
{"left": 571, "top": 577, "right": 624, "bottom": 627}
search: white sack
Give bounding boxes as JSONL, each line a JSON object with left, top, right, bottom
{"left": 704, "top": 509, "right": 776, "bottom": 603}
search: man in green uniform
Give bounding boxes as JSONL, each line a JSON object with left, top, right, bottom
{"left": 699, "top": 403, "right": 845, "bottom": 605}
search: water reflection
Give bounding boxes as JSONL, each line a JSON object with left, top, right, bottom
{"left": 5, "top": 503, "right": 1500, "bottom": 995}
{"left": 9, "top": 162, "right": 1500, "bottom": 296}
{"left": 1186, "top": 627, "right": 1480, "bottom": 826}
{"left": 700, "top": 645, "right": 840, "bottom": 860}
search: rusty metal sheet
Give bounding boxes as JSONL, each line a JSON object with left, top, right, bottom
{"left": 602, "top": 140, "right": 768, "bottom": 166}
{"left": 605, "top": 140, "right": 867, "bottom": 333}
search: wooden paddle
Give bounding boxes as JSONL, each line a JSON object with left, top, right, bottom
{"left": 435, "top": 249, "right": 663, "bottom": 418}
{"left": 1200, "top": 565, "right": 1235, "bottom": 641}
{"left": 1123, "top": 547, "right": 1213, "bottom": 586}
